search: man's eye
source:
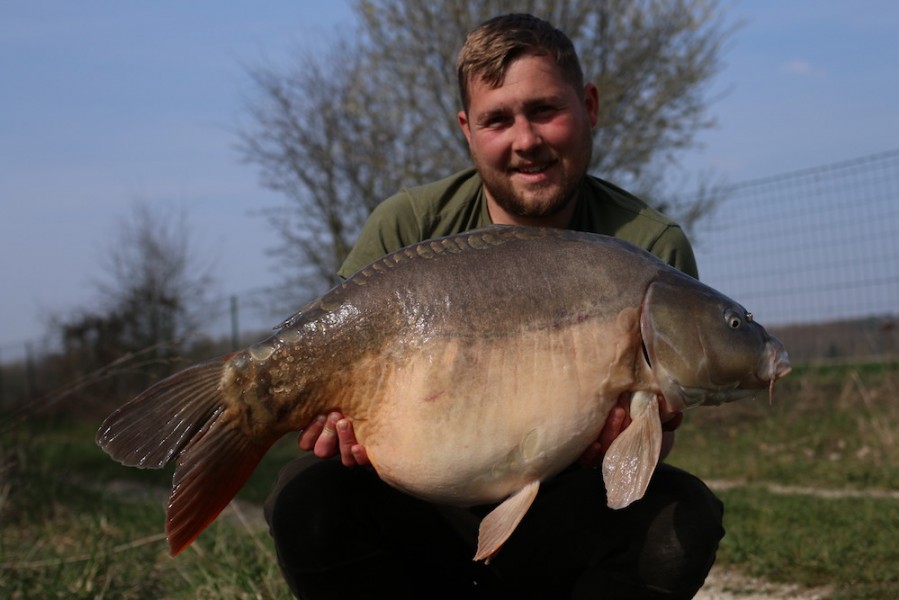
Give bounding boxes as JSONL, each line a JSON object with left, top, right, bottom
{"left": 484, "top": 115, "right": 510, "bottom": 128}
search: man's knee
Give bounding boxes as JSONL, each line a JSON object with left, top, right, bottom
{"left": 651, "top": 464, "right": 725, "bottom": 546}
{"left": 638, "top": 465, "right": 725, "bottom": 595}
{"left": 265, "top": 457, "right": 374, "bottom": 560}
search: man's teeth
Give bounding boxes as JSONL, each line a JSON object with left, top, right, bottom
{"left": 517, "top": 164, "right": 547, "bottom": 174}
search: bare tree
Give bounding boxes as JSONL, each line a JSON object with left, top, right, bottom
{"left": 95, "top": 202, "right": 214, "bottom": 354}
{"left": 241, "top": 47, "right": 402, "bottom": 292}
{"left": 240, "top": 0, "right": 732, "bottom": 294}
{"left": 42, "top": 202, "right": 215, "bottom": 411}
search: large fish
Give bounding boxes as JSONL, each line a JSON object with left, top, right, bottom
{"left": 96, "top": 226, "right": 790, "bottom": 562}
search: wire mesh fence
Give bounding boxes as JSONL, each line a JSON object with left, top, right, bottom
{"left": 692, "top": 148, "right": 899, "bottom": 327}
{"left": 690, "top": 148, "right": 899, "bottom": 362}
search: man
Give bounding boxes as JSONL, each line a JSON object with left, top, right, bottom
{"left": 265, "top": 14, "right": 723, "bottom": 599}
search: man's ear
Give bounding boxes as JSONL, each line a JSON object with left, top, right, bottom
{"left": 458, "top": 110, "right": 473, "bottom": 145}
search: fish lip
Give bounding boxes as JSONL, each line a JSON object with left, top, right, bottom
{"left": 756, "top": 338, "right": 792, "bottom": 385}
{"left": 757, "top": 344, "right": 791, "bottom": 404}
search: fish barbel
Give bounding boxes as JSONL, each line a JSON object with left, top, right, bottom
{"left": 96, "top": 226, "right": 790, "bottom": 562}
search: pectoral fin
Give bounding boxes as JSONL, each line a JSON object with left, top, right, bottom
{"left": 474, "top": 479, "right": 540, "bottom": 563}
{"left": 602, "top": 390, "right": 662, "bottom": 510}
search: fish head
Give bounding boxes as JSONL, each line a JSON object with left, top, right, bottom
{"left": 640, "top": 273, "right": 791, "bottom": 411}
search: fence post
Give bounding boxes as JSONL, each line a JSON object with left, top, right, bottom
{"left": 230, "top": 295, "right": 239, "bottom": 351}
{"left": 25, "top": 342, "right": 37, "bottom": 400}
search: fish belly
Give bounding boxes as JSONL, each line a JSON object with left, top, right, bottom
{"left": 355, "top": 319, "right": 637, "bottom": 506}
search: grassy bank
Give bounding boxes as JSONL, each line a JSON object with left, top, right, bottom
{"left": 2, "top": 365, "right": 897, "bottom": 598}
{"left": 670, "top": 362, "right": 899, "bottom": 599}
{"left": 1, "top": 419, "right": 296, "bottom": 598}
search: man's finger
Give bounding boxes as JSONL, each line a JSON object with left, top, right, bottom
{"left": 350, "top": 444, "right": 370, "bottom": 466}
{"left": 298, "top": 414, "right": 327, "bottom": 451}
{"left": 336, "top": 419, "right": 358, "bottom": 466}
{"left": 312, "top": 412, "right": 342, "bottom": 458}
{"left": 598, "top": 405, "right": 627, "bottom": 452}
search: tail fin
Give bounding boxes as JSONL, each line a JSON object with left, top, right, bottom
{"left": 96, "top": 356, "right": 273, "bottom": 555}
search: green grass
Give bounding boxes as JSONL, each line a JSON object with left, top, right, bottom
{"left": 671, "top": 364, "right": 899, "bottom": 489}
{"left": 712, "top": 487, "right": 899, "bottom": 599}
{"left": 1, "top": 481, "right": 291, "bottom": 599}
{"left": 3, "top": 365, "right": 898, "bottom": 598}
{"left": 1, "top": 419, "right": 296, "bottom": 599}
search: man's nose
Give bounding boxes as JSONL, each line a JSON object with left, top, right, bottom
{"left": 511, "top": 118, "right": 542, "bottom": 152}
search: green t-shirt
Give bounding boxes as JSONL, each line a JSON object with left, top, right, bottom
{"left": 337, "top": 167, "right": 698, "bottom": 280}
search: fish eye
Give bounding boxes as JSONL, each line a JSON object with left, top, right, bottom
{"left": 724, "top": 309, "right": 743, "bottom": 329}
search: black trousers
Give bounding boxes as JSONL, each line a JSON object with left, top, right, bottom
{"left": 264, "top": 457, "right": 724, "bottom": 599}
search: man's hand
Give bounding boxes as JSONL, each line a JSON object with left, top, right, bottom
{"left": 298, "top": 411, "right": 370, "bottom": 467}
{"left": 577, "top": 394, "right": 683, "bottom": 468}
{"left": 577, "top": 395, "right": 631, "bottom": 468}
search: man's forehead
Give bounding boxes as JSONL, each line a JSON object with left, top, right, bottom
{"left": 466, "top": 57, "right": 576, "bottom": 111}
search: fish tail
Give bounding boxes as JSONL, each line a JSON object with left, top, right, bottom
{"left": 96, "top": 355, "right": 273, "bottom": 555}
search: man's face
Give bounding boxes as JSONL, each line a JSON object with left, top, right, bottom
{"left": 458, "top": 54, "right": 599, "bottom": 225}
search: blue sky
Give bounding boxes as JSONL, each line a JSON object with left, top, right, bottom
{"left": 2, "top": 1, "right": 898, "bottom": 353}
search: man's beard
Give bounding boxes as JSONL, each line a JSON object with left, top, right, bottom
{"left": 485, "top": 171, "right": 582, "bottom": 219}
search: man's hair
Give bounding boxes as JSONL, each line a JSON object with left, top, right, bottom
{"left": 456, "top": 13, "right": 585, "bottom": 112}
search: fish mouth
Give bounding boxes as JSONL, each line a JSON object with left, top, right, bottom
{"left": 759, "top": 338, "right": 792, "bottom": 384}
{"left": 756, "top": 336, "right": 792, "bottom": 404}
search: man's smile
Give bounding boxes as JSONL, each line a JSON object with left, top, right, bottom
{"left": 511, "top": 159, "right": 557, "bottom": 176}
